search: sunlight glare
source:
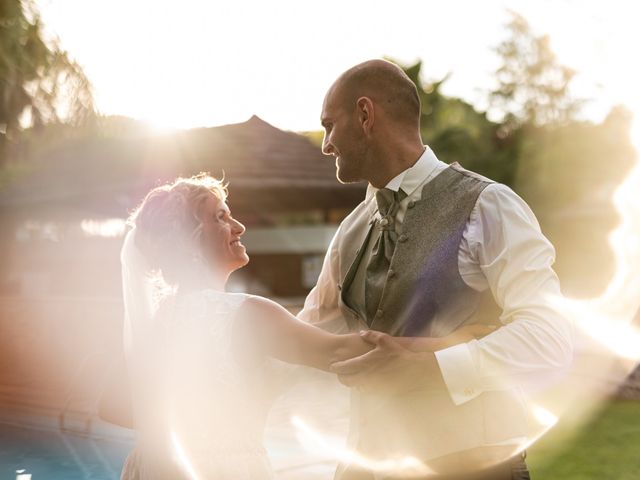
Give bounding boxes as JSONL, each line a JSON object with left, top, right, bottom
{"left": 81, "top": 218, "right": 127, "bottom": 238}
{"left": 531, "top": 404, "right": 559, "bottom": 428}
{"left": 171, "top": 429, "right": 200, "bottom": 480}
{"left": 291, "top": 415, "right": 435, "bottom": 477}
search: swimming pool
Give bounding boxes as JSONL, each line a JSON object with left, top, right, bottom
{"left": 0, "top": 373, "right": 348, "bottom": 479}
{"left": 0, "top": 403, "right": 342, "bottom": 479}
{"left": 0, "top": 412, "right": 133, "bottom": 480}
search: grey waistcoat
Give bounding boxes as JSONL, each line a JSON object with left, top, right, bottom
{"left": 343, "top": 163, "right": 500, "bottom": 338}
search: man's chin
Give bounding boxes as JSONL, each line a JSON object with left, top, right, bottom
{"left": 336, "top": 168, "right": 361, "bottom": 184}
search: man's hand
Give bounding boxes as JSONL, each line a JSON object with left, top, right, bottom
{"left": 330, "top": 330, "right": 445, "bottom": 391}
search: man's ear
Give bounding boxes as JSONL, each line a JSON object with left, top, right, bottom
{"left": 356, "top": 96, "right": 375, "bottom": 135}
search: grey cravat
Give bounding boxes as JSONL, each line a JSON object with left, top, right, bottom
{"left": 364, "top": 188, "right": 407, "bottom": 324}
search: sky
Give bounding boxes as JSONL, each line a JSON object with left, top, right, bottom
{"left": 35, "top": 0, "right": 640, "bottom": 132}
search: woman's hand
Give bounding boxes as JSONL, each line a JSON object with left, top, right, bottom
{"left": 331, "top": 333, "right": 374, "bottom": 364}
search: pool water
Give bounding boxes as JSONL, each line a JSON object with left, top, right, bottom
{"left": 0, "top": 376, "right": 348, "bottom": 479}
{"left": 0, "top": 419, "right": 338, "bottom": 480}
{"left": 0, "top": 416, "right": 133, "bottom": 480}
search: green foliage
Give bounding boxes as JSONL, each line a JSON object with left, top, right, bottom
{"left": 396, "top": 34, "right": 634, "bottom": 299}
{"left": 490, "top": 11, "right": 581, "bottom": 133}
{"left": 511, "top": 107, "right": 636, "bottom": 296}
{"left": 515, "top": 106, "right": 635, "bottom": 212}
{"left": 0, "top": 0, "right": 94, "bottom": 166}
{"left": 398, "top": 59, "right": 521, "bottom": 186}
{"left": 394, "top": 44, "right": 635, "bottom": 299}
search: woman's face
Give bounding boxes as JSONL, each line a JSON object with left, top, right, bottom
{"left": 199, "top": 194, "right": 249, "bottom": 276}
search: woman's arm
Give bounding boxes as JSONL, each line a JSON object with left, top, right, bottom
{"left": 233, "top": 296, "right": 371, "bottom": 371}
{"left": 394, "top": 324, "right": 498, "bottom": 352}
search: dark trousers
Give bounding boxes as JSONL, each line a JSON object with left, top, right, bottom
{"left": 339, "top": 452, "right": 530, "bottom": 480}
{"left": 429, "top": 453, "right": 530, "bottom": 480}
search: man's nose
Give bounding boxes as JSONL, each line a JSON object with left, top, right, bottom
{"left": 322, "top": 136, "right": 334, "bottom": 156}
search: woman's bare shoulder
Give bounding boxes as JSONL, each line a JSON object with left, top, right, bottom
{"left": 237, "top": 294, "right": 292, "bottom": 320}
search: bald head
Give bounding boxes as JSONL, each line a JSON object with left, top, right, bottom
{"left": 331, "top": 59, "right": 421, "bottom": 128}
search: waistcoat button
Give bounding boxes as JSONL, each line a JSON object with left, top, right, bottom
{"left": 398, "top": 234, "right": 408, "bottom": 243}
{"left": 408, "top": 200, "right": 416, "bottom": 209}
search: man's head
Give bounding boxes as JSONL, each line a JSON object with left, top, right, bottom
{"left": 320, "top": 59, "right": 421, "bottom": 185}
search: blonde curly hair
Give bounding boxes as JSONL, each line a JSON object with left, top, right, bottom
{"left": 128, "top": 173, "right": 228, "bottom": 286}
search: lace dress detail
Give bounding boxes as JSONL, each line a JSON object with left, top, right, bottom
{"left": 123, "top": 290, "right": 276, "bottom": 480}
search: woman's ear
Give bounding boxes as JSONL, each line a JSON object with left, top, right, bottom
{"left": 356, "top": 96, "right": 375, "bottom": 135}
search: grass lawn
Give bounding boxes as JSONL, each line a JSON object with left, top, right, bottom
{"left": 527, "top": 399, "right": 640, "bottom": 480}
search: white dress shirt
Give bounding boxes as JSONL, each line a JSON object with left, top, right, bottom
{"left": 304, "top": 146, "right": 573, "bottom": 407}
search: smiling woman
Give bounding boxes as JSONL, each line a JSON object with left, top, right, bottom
{"left": 196, "top": 188, "right": 250, "bottom": 280}
{"left": 117, "top": 173, "right": 370, "bottom": 479}
{"left": 129, "top": 173, "right": 244, "bottom": 290}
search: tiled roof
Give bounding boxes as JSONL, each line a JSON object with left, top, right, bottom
{"left": 185, "top": 115, "right": 338, "bottom": 186}
{"left": 0, "top": 116, "right": 366, "bottom": 215}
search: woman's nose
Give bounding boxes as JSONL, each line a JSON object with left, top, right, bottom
{"left": 232, "top": 218, "right": 246, "bottom": 236}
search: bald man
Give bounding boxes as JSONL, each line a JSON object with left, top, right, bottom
{"left": 298, "top": 60, "right": 572, "bottom": 479}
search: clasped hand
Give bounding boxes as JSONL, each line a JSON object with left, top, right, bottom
{"left": 330, "top": 330, "right": 440, "bottom": 392}
{"left": 329, "top": 323, "right": 496, "bottom": 391}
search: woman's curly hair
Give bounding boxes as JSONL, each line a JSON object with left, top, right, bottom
{"left": 128, "top": 173, "right": 227, "bottom": 286}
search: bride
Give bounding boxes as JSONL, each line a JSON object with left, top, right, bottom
{"left": 119, "top": 173, "right": 493, "bottom": 479}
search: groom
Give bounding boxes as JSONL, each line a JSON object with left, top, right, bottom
{"left": 298, "top": 59, "right": 573, "bottom": 479}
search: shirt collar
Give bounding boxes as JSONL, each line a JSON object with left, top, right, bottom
{"left": 365, "top": 145, "right": 441, "bottom": 201}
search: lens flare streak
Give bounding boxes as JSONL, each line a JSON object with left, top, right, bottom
{"left": 171, "top": 430, "right": 200, "bottom": 480}
{"left": 551, "top": 114, "right": 640, "bottom": 361}
{"left": 291, "top": 416, "right": 435, "bottom": 477}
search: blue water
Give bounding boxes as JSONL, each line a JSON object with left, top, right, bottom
{"left": 0, "top": 418, "right": 133, "bottom": 480}
{"left": 0, "top": 377, "right": 348, "bottom": 479}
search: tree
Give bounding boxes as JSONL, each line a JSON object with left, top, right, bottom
{"left": 489, "top": 11, "right": 580, "bottom": 133}
{"left": 399, "top": 59, "right": 521, "bottom": 186}
{"left": 0, "top": 0, "right": 94, "bottom": 166}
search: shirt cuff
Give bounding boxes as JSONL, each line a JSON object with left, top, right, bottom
{"left": 434, "top": 341, "right": 482, "bottom": 405}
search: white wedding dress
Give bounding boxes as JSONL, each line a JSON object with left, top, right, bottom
{"left": 122, "top": 289, "right": 280, "bottom": 480}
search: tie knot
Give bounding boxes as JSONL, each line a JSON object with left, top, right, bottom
{"left": 375, "top": 188, "right": 405, "bottom": 217}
